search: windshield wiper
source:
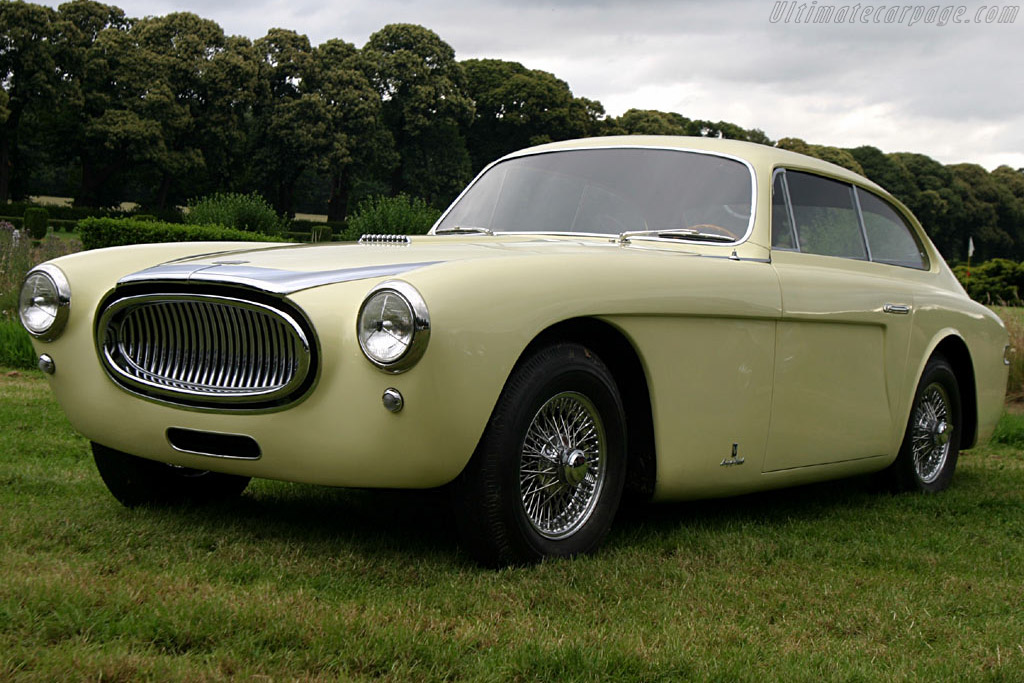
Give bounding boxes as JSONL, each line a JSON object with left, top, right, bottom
{"left": 618, "top": 228, "right": 735, "bottom": 244}
{"left": 434, "top": 225, "right": 494, "bottom": 235}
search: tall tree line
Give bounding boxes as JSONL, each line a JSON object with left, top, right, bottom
{"left": 2, "top": 0, "right": 1023, "bottom": 261}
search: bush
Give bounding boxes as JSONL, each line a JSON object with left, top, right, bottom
{"left": 186, "top": 192, "right": 284, "bottom": 235}
{"left": 3, "top": 201, "right": 135, "bottom": 222}
{"left": 78, "top": 218, "right": 285, "bottom": 250}
{"left": 953, "top": 259, "right": 1024, "bottom": 305}
{"left": 23, "top": 207, "right": 49, "bottom": 240}
{"left": 345, "top": 194, "right": 441, "bottom": 239}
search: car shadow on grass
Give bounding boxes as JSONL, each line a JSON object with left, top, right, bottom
{"left": 127, "top": 471, "right": 919, "bottom": 568}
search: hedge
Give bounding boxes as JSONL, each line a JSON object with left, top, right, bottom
{"left": 952, "top": 258, "right": 1024, "bottom": 305}
{"left": 79, "top": 217, "right": 286, "bottom": 250}
{"left": 23, "top": 207, "right": 48, "bottom": 240}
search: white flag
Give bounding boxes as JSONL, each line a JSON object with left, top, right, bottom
{"left": 968, "top": 237, "right": 975, "bottom": 258}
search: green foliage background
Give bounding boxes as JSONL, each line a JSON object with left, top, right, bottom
{"left": 77, "top": 217, "right": 285, "bottom": 251}
{"left": 185, "top": 192, "right": 285, "bottom": 235}
{"left": 2, "top": 0, "right": 1021, "bottom": 263}
{"left": 346, "top": 194, "right": 442, "bottom": 237}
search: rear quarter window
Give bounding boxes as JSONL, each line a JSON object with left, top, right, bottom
{"left": 857, "top": 188, "right": 929, "bottom": 270}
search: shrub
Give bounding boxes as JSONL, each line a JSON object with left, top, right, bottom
{"left": 78, "top": 218, "right": 285, "bottom": 250}
{"left": 186, "top": 192, "right": 284, "bottom": 235}
{"left": 23, "top": 207, "right": 49, "bottom": 240}
{"left": 345, "top": 194, "right": 441, "bottom": 239}
{"left": 953, "top": 259, "right": 1024, "bottom": 305}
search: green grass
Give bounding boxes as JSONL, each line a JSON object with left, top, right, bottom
{"left": 2, "top": 369, "right": 1023, "bottom": 681}
{"left": 0, "top": 318, "right": 35, "bottom": 369}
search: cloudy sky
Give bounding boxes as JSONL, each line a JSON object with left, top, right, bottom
{"left": 49, "top": 0, "right": 1024, "bottom": 170}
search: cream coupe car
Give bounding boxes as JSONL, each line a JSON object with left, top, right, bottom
{"left": 20, "top": 136, "right": 1009, "bottom": 565}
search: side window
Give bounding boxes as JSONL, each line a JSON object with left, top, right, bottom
{"left": 786, "top": 171, "right": 867, "bottom": 260}
{"left": 857, "top": 189, "right": 929, "bottom": 270}
{"left": 772, "top": 172, "right": 796, "bottom": 249}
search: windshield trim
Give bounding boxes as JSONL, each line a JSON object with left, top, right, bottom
{"left": 429, "top": 144, "right": 758, "bottom": 247}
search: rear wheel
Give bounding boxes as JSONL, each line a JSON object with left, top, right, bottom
{"left": 92, "top": 442, "right": 250, "bottom": 507}
{"left": 883, "top": 356, "right": 962, "bottom": 493}
{"left": 454, "top": 343, "right": 627, "bottom": 566}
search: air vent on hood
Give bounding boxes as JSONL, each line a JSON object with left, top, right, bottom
{"left": 358, "top": 234, "right": 411, "bottom": 245}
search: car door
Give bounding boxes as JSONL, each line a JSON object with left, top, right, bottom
{"left": 763, "top": 170, "right": 921, "bottom": 472}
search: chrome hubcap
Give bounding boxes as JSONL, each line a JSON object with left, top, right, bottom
{"left": 911, "top": 382, "right": 953, "bottom": 484}
{"left": 519, "top": 392, "right": 606, "bottom": 539}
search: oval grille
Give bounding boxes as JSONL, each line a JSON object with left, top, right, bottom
{"left": 97, "top": 292, "right": 314, "bottom": 409}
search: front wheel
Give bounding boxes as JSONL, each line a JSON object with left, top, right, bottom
{"left": 453, "top": 343, "right": 627, "bottom": 566}
{"left": 92, "top": 442, "right": 251, "bottom": 507}
{"left": 883, "top": 356, "right": 962, "bottom": 493}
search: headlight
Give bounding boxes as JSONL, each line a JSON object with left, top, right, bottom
{"left": 357, "top": 280, "right": 430, "bottom": 372}
{"left": 19, "top": 264, "right": 71, "bottom": 341}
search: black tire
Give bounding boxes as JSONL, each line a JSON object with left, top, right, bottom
{"left": 883, "top": 356, "right": 962, "bottom": 493}
{"left": 92, "top": 442, "right": 251, "bottom": 507}
{"left": 453, "top": 342, "right": 627, "bottom": 566}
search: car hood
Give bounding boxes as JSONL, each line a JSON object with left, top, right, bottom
{"left": 117, "top": 235, "right": 680, "bottom": 294}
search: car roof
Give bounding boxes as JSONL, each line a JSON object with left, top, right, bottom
{"left": 504, "top": 135, "right": 889, "bottom": 196}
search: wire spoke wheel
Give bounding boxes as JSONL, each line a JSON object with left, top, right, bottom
{"left": 454, "top": 342, "right": 626, "bottom": 566}
{"left": 519, "top": 391, "right": 607, "bottom": 539}
{"left": 882, "top": 355, "right": 961, "bottom": 494}
{"left": 910, "top": 382, "right": 953, "bottom": 484}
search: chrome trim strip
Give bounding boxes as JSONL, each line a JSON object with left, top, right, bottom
{"left": 118, "top": 261, "right": 441, "bottom": 294}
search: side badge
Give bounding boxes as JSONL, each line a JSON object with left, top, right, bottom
{"left": 720, "top": 443, "right": 745, "bottom": 467}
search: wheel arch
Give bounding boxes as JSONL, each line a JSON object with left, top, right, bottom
{"left": 516, "top": 317, "right": 657, "bottom": 501}
{"left": 928, "top": 334, "right": 978, "bottom": 449}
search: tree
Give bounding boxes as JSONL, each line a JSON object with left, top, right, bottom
{"left": 776, "top": 137, "right": 864, "bottom": 175}
{"left": 614, "top": 108, "right": 692, "bottom": 136}
{"left": 0, "top": 0, "right": 59, "bottom": 201}
{"left": 130, "top": 12, "right": 248, "bottom": 208}
{"left": 462, "top": 58, "right": 607, "bottom": 171}
{"left": 247, "top": 28, "right": 328, "bottom": 215}
{"left": 848, "top": 145, "right": 917, "bottom": 199}
{"left": 363, "top": 24, "right": 474, "bottom": 206}
{"left": 311, "top": 39, "right": 393, "bottom": 221}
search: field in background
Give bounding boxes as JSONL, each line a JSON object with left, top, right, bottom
{"left": 1, "top": 368, "right": 1022, "bottom": 680}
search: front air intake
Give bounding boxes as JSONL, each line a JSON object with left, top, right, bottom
{"left": 97, "top": 289, "right": 316, "bottom": 410}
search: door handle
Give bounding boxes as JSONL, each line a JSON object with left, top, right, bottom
{"left": 883, "top": 304, "right": 912, "bottom": 315}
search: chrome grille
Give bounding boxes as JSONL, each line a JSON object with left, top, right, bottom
{"left": 98, "top": 292, "right": 314, "bottom": 409}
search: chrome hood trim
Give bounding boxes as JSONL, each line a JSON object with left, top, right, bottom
{"left": 118, "top": 261, "right": 442, "bottom": 294}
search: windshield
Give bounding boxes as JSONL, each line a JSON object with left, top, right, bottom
{"left": 434, "top": 147, "right": 754, "bottom": 241}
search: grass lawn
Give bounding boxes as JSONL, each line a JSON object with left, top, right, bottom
{"left": 1, "top": 368, "right": 1022, "bottom": 681}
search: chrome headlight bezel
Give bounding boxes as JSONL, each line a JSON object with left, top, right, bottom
{"left": 356, "top": 280, "right": 430, "bottom": 373}
{"left": 19, "top": 264, "right": 71, "bottom": 341}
